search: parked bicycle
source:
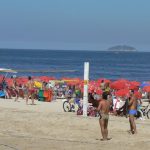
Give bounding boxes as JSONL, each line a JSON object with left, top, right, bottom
{"left": 137, "top": 102, "right": 150, "bottom": 119}
{"left": 63, "top": 97, "right": 80, "bottom": 112}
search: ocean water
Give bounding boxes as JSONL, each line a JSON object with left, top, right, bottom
{"left": 0, "top": 49, "right": 150, "bottom": 82}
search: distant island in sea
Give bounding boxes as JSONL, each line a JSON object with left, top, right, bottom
{"left": 107, "top": 45, "right": 137, "bottom": 52}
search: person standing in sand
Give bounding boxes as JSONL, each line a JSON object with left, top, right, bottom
{"left": 26, "top": 76, "right": 35, "bottom": 105}
{"left": 128, "top": 90, "right": 137, "bottom": 134}
{"left": 11, "top": 75, "right": 19, "bottom": 101}
{"left": 97, "top": 92, "right": 112, "bottom": 141}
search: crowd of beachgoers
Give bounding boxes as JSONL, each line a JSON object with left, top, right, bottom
{"left": 0, "top": 75, "right": 150, "bottom": 117}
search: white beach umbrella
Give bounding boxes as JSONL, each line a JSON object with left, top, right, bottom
{"left": 0, "top": 68, "right": 17, "bottom": 73}
{"left": 0, "top": 68, "right": 17, "bottom": 78}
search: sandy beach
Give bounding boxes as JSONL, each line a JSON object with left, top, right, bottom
{"left": 0, "top": 98, "right": 150, "bottom": 150}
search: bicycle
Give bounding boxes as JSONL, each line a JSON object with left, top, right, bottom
{"left": 63, "top": 97, "right": 80, "bottom": 112}
{"left": 137, "top": 102, "right": 150, "bottom": 119}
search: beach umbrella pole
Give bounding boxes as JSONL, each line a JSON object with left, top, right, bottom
{"left": 83, "top": 62, "right": 89, "bottom": 117}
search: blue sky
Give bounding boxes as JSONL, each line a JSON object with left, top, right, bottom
{"left": 0, "top": 0, "right": 150, "bottom": 51}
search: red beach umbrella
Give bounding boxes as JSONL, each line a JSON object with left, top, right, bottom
{"left": 130, "top": 81, "right": 140, "bottom": 87}
{"left": 110, "top": 81, "right": 127, "bottom": 90}
{"left": 128, "top": 81, "right": 140, "bottom": 90}
{"left": 117, "top": 79, "right": 130, "bottom": 83}
{"left": 39, "top": 76, "right": 49, "bottom": 82}
{"left": 97, "top": 78, "right": 111, "bottom": 84}
{"left": 134, "top": 91, "right": 142, "bottom": 99}
{"left": 110, "top": 79, "right": 131, "bottom": 90}
{"left": 115, "top": 89, "right": 130, "bottom": 97}
{"left": 143, "top": 86, "right": 150, "bottom": 92}
{"left": 17, "top": 77, "right": 28, "bottom": 85}
{"left": 5, "top": 78, "right": 13, "bottom": 86}
{"left": 128, "top": 84, "right": 138, "bottom": 90}
{"left": 95, "top": 88, "right": 103, "bottom": 95}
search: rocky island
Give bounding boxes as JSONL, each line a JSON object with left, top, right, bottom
{"left": 107, "top": 45, "right": 137, "bottom": 52}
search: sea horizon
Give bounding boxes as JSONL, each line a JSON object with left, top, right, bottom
{"left": 1, "top": 48, "right": 150, "bottom": 82}
{"left": 0, "top": 47, "right": 150, "bottom": 52}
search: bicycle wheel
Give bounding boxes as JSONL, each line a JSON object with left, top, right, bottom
{"left": 146, "top": 110, "right": 150, "bottom": 119}
{"left": 136, "top": 110, "right": 142, "bottom": 119}
{"left": 63, "top": 101, "right": 71, "bottom": 112}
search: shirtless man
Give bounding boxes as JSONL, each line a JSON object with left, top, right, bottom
{"left": 128, "top": 90, "right": 137, "bottom": 134}
{"left": 26, "top": 76, "right": 35, "bottom": 105}
{"left": 97, "top": 92, "right": 112, "bottom": 141}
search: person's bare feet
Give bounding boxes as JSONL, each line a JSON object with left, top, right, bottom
{"left": 127, "top": 130, "right": 137, "bottom": 134}
{"left": 100, "top": 138, "right": 112, "bottom": 141}
{"left": 31, "top": 103, "right": 36, "bottom": 105}
{"left": 14, "top": 99, "right": 20, "bottom": 102}
{"left": 132, "top": 131, "right": 137, "bottom": 134}
{"left": 127, "top": 130, "right": 132, "bottom": 134}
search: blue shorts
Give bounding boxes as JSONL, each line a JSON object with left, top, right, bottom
{"left": 129, "top": 110, "right": 137, "bottom": 115}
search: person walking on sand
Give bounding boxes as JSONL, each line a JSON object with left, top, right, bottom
{"left": 26, "top": 76, "right": 35, "bottom": 105}
{"left": 128, "top": 90, "right": 137, "bottom": 134}
{"left": 97, "top": 92, "right": 112, "bottom": 141}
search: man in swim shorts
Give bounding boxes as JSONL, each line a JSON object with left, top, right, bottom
{"left": 97, "top": 92, "right": 112, "bottom": 141}
{"left": 128, "top": 90, "right": 137, "bottom": 134}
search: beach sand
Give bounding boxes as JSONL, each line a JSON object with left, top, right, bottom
{"left": 0, "top": 98, "right": 150, "bottom": 150}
